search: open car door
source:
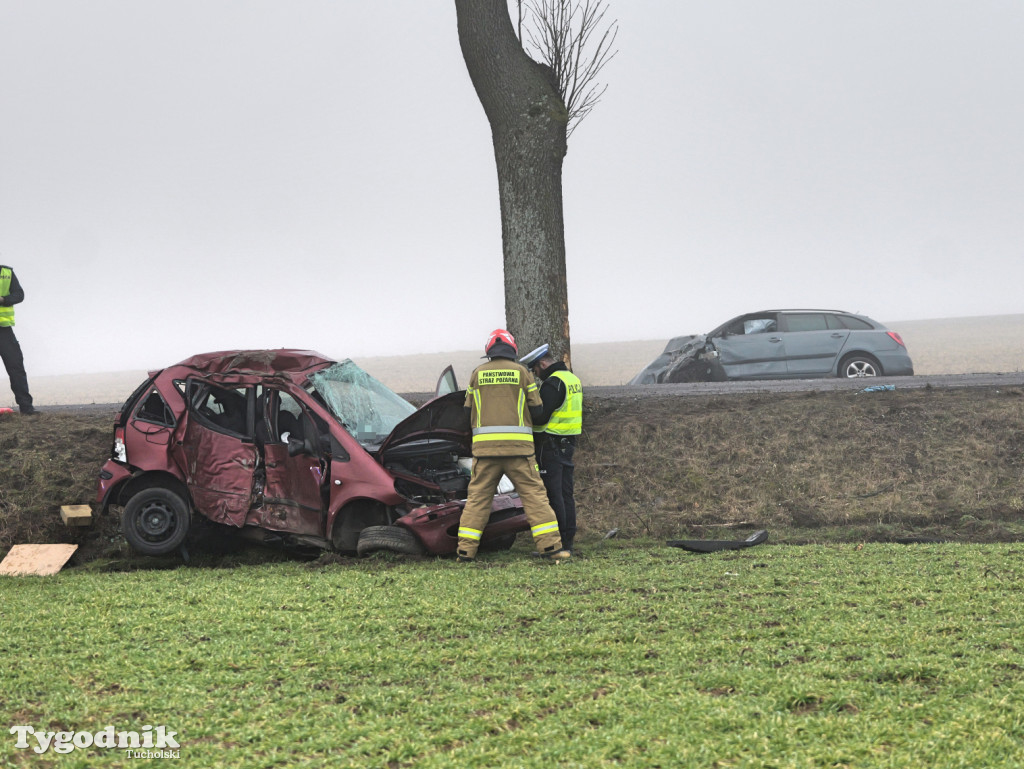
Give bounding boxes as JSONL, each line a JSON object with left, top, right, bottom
{"left": 253, "top": 388, "right": 327, "bottom": 536}
{"left": 434, "top": 365, "right": 459, "bottom": 399}
{"left": 181, "top": 378, "right": 258, "bottom": 527}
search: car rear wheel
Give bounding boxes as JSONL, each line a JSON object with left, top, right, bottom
{"left": 356, "top": 525, "right": 425, "bottom": 557}
{"left": 840, "top": 354, "right": 882, "bottom": 378}
{"left": 122, "top": 487, "right": 191, "bottom": 556}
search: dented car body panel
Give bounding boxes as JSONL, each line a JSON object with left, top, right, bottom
{"left": 631, "top": 310, "right": 915, "bottom": 384}
{"left": 96, "top": 349, "right": 527, "bottom": 556}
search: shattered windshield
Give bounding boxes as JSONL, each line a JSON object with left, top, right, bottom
{"left": 309, "top": 360, "right": 416, "bottom": 447}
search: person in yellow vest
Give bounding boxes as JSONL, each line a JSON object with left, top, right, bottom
{"left": 520, "top": 344, "right": 582, "bottom": 552}
{"left": 0, "top": 265, "right": 37, "bottom": 415}
{"left": 457, "top": 329, "right": 570, "bottom": 562}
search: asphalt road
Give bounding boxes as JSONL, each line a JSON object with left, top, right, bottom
{"left": 43, "top": 372, "right": 1024, "bottom": 416}
{"left": 586, "top": 372, "right": 1024, "bottom": 400}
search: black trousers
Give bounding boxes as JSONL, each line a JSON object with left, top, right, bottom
{"left": 0, "top": 326, "right": 33, "bottom": 410}
{"left": 537, "top": 437, "right": 577, "bottom": 550}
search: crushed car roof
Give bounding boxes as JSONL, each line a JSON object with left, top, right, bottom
{"left": 157, "top": 349, "right": 336, "bottom": 381}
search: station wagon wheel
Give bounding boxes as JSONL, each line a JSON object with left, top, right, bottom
{"left": 122, "top": 487, "right": 191, "bottom": 556}
{"left": 356, "top": 525, "right": 425, "bottom": 557}
{"left": 840, "top": 354, "right": 881, "bottom": 378}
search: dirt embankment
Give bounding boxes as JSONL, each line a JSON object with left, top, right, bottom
{"left": 2, "top": 384, "right": 1023, "bottom": 564}
{"left": 577, "top": 384, "right": 1024, "bottom": 543}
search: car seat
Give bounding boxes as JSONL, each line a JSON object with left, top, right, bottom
{"left": 278, "top": 410, "right": 302, "bottom": 443}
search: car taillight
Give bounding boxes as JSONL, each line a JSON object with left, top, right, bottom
{"left": 113, "top": 426, "right": 127, "bottom": 463}
{"left": 886, "top": 331, "right": 906, "bottom": 347}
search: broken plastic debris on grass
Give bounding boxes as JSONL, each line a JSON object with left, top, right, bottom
{"left": 859, "top": 384, "right": 896, "bottom": 394}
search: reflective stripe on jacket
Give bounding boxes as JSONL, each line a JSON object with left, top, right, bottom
{"left": 0, "top": 268, "right": 13, "bottom": 327}
{"left": 536, "top": 370, "right": 582, "bottom": 436}
{"left": 464, "top": 359, "right": 542, "bottom": 456}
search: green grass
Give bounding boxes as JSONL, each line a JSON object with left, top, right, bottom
{"left": 2, "top": 541, "right": 1023, "bottom": 768}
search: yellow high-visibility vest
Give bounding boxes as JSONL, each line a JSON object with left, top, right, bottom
{"left": 537, "top": 370, "right": 582, "bottom": 436}
{"left": 0, "top": 268, "right": 14, "bottom": 327}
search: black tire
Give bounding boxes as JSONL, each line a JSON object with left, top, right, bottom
{"left": 839, "top": 354, "right": 882, "bottom": 378}
{"left": 356, "top": 525, "right": 425, "bottom": 557}
{"left": 479, "top": 533, "right": 518, "bottom": 552}
{"left": 122, "top": 487, "right": 191, "bottom": 556}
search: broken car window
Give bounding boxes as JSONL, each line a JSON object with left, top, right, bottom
{"left": 191, "top": 383, "right": 252, "bottom": 437}
{"left": 136, "top": 389, "right": 175, "bottom": 427}
{"left": 743, "top": 318, "right": 777, "bottom": 334}
{"left": 309, "top": 360, "right": 416, "bottom": 448}
{"left": 276, "top": 392, "right": 305, "bottom": 444}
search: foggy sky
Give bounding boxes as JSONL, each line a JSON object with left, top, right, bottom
{"left": 3, "top": 1, "right": 1022, "bottom": 376}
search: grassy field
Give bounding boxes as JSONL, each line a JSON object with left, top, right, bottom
{"left": 2, "top": 543, "right": 1022, "bottom": 768}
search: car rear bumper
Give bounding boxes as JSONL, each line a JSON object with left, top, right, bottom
{"left": 874, "top": 351, "right": 915, "bottom": 377}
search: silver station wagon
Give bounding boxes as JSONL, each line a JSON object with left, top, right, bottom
{"left": 632, "top": 310, "right": 915, "bottom": 384}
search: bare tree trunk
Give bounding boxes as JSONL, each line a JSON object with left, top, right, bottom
{"left": 455, "top": 0, "right": 571, "bottom": 365}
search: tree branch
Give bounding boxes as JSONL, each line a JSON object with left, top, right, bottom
{"left": 519, "top": 0, "right": 618, "bottom": 137}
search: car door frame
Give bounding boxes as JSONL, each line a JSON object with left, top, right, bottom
{"left": 253, "top": 387, "right": 328, "bottom": 537}
{"left": 778, "top": 312, "right": 851, "bottom": 376}
{"left": 434, "top": 365, "right": 459, "bottom": 398}
{"left": 179, "top": 377, "right": 259, "bottom": 527}
{"left": 708, "top": 313, "right": 787, "bottom": 379}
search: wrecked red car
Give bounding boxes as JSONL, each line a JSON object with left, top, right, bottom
{"left": 95, "top": 350, "right": 527, "bottom": 557}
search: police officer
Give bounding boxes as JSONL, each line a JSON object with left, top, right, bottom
{"left": 456, "top": 329, "right": 570, "bottom": 562}
{"left": 520, "top": 344, "right": 582, "bottom": 552}
{"left": 0, "top": 264, "right": 37, "bottom": 415}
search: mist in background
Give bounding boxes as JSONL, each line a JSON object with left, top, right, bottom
{"left": 3, "top": 1, "right": 1022, "bottom": 376}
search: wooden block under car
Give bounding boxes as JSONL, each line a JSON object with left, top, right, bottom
{"left": 0, "top": 544, "right": 79, "bottom": 576}
{"left": 60, "top": 504, "right": 93, "bottom": 527}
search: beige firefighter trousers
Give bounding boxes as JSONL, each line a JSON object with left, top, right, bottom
{"left": 457, "top": 455, "right": 563, "bottom": 559}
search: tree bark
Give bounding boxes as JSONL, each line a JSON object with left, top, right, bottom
{"left": 455, "top": 0, "right": 572, "bottom": 365}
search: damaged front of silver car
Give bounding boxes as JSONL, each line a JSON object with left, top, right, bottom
{"left": 628, "top": 335, "right": 713, "bottom": 384}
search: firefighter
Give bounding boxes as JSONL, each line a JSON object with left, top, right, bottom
{"left": 456, "top": 329, "right": 570, "bottom": 562}
{"left": 520, "top": 344, "right": 582, "bottom": 552}
{"left": 0, "top": 264, "right": 36, "bottom": 415}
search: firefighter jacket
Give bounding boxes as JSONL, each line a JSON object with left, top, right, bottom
{"left": 464, "top": 357, "right": 543, "bottom": 457}
{"left": 534, "top": 366, "right": 583, "bottom": 437}
{"left": 0, "top": 266, "right": 18, "bottom": 327}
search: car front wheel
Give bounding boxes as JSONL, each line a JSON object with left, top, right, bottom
{"left": 840, "top": 354, "right": 882, "bottom": 378}
{"left": 479, "top": 533, "right": 518, "bottom": 552}
{"left": 356, "top": 525, "right": 425, "bottom": 557}
{"left": 122, "top": 487, "right": 192, "bottom": 556}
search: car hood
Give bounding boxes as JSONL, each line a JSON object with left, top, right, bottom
{"left": 376, "top": 391, "right": 471, "bottom": 455}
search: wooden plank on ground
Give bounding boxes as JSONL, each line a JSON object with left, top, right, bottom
{"left": 0, "top": 544, "right": 79, "bottom": 576}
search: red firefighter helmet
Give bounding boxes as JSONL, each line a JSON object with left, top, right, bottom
{"left": 485, "top": 328, "right": 517, "bottom": 355}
